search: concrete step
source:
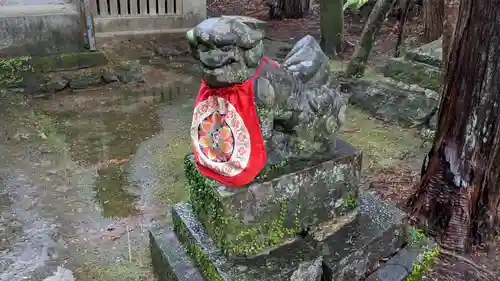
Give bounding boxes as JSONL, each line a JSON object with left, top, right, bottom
{"left": 320, "top": 191, "right": 407, "bottom": 281}
{"left": 365, "top": 238, "right": 439, "bottom": 281}
{"left": 379, "top": 57, "right": 442, "bottom": 92}
{"left": 150, "top": 191, "right": 407, "bottom": 281}
{"left": 0, "top": 4, "right": 85, "bottom": 57}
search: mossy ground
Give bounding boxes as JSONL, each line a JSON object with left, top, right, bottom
{"left": 152, "top": 137, "right": 192, "bottom": 204}
{"left": 339, "top": 106, "right": 426, "bottom": 173}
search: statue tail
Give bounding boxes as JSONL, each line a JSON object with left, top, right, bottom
{"left": 282, "top": 35, "right": 331, "bottom": 88}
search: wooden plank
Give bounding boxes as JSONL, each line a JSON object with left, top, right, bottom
{"left": 89, "top": 0, "right": 98, "bottom": 16}
{"left": 130, "top": 0, "right": 138, "bottom": 15}
{"left": 148, "top": 0, "right": 157, "bottom": 14}
{"left": 98, "top": 0, "right": 108, "bottom": 16}
{"left": 78, "top": 0, "right": 90, "bottom": 47}
{"left": 166, "top": 0, "right": 174, "bottom": 14}
{"left": 109, "top": 0, "right": 118, "bottom": 16}
{"left": 157, "top": 0, "right": 165, "bottom": 14}
{"left": 119, "top": 0, "right": 128, "bottom": 15}
{"left": 83, "top": 0, "right": 97, "bottom": 50}
{"left": 139, "top": 0, "right": 147, "bottom": 14}
{"left": 175, "top": 0, "right": 181, "bottom": 14}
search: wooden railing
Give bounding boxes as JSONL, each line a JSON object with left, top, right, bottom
{"left": 91, "top": 0, "right": 180, "bottom": 16}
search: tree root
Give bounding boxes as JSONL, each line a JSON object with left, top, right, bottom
{"left": 440, "top": 248, "right": 495, "bottom": 281}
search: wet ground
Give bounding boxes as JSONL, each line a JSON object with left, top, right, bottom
{"left": 0, "top": 68, "right": 201, "bottom": 280}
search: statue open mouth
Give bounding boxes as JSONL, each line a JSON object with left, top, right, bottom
{"left": 198, "top": 52, "right": 254, "bottom": 88}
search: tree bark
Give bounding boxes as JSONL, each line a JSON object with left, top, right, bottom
{"left": 394, "top": 0, "right": 412, "bottom": 57}
{"left": 422, "top": 0, "right": 444, "bottom": 43}
{"left": 319, "top": 0, "right": 344, "bottom": 57}
{"left": 267, "top": 0, "right": 311, "bottom": 19}
{"left": 345, "top": 0, "right": 397, "bottom": 77}
{"left": 407, "top": 0, "right": 500, "bottom": 253}
{"left": 442, "top": 0, "right": 459, "bottom": 63}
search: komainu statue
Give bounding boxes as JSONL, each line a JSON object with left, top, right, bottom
{"left": 187, "top": 17, "right": 346, "bottom": 187}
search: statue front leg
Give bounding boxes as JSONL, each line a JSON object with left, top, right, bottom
{"left": 254, "top": 77, "right": 293, "bottom": 166}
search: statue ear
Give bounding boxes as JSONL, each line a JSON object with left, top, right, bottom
{"left": 239, "top": 29, "right": 264, "bottom": 49}
{"left": 186, "top": 28, "right": 200, "bottom": 59}
{"left": 244, "top": 40, "right": 264, "bottom": 67}
{"left": 186, "top": 28, "right": 197, "bottom": 46}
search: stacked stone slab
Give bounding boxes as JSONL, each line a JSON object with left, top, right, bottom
{"left": 149, "top": 138, "right": 439, "bottom": 281}
{"left": 345, "top": 39, "right": 444, "bottom": 131}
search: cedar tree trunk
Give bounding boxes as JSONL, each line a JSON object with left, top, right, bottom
{"left": 319, "top": 0, "right": 344, "bottom": 57}
{"left": 422, "top": 0, "right": 444, "bottom": 43}
{"left": 267, "top": 0, "right": 311, "bottom": 19}
{"left": 407, "top": 0, "right": 500, "bottom": 252}
{"left": 345, "top": 0, "right": 397, "bottom": 77}
{"left": 442, "top": 0, "right": 459, "bottom": 63}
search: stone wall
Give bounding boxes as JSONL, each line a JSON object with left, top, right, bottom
{"left": 0, "top": 3, "right": 84, "bottom": 57}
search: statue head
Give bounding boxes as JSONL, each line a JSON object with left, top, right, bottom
{"left": 186, "top": 17, "right": 265, "bottom": 88}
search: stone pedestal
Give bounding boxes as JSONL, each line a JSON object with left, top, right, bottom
{"left": 185, "top": 139, "right": 361, "bottom": 258}
{"left": 149, "top": 138, "right": 440, "bottom": 281}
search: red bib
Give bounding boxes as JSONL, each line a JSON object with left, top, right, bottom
{"left": 190, "top": 57, "right": 278, "bottom": 187}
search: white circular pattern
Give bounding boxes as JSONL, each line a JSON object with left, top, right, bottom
{"left": 191, "top": 96, "right": 251, "bottom": 177}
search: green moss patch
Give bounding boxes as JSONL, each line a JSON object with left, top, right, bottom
{"left": 0, "top": 56, "right": 34, "bottom": 88}
{"left": 184, "top": 156, "right": 299, "bottom": 257}
{"left": 173, "top": 208, "right": 224, "bottom": 281}
{"left": 338, "top": 106, "right": 424, "bottom": 172}
{"left": 405, "top": 246, "right": 440, "bottom": 281}
{"left": 31, "top": 52, "right": 108, "bottom": 73}
{"left": 380, "top": 58, "right": 442, "bottom": 91}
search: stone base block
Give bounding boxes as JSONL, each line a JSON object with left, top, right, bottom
{"left": 149, "top": 225, "right": 204, "bottom": 281}
{"left": 184, "top": 139, "right": 362, "bottom": 258}
{"left": 164, "top": 191, "right": 406, "bottom": 281}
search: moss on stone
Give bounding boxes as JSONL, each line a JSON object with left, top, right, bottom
{"left": 255, "top": 159, "right": 289, "bottom": 181}
{"left": 342, "top": 189, "right": 359, "bottom": 211}
{"left": 405, "top": 52, "right": 441, "bottom": 68}
{"left": 380, "top": 58, "right": 442, "bottom": 91}
{"left": 404, "top": 246, "right": 440, "bottom": 281}
{"left": 183, "top": 155, "right": 299, "bottom": 257}
{"left": 230, "top": 199, "right": 300, "bottom": 255}
{"left": 173, "top": 210, "right": 223, "bottom": 281}
{"left": 0, "top": 56, "right": 34, "bottom": 88}
{"left": 31, "top": 52, "right": 108, "bottom": 73}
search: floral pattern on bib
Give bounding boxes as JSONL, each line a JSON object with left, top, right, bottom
{"left": 191, "top": 96, "right": 251, "bottom": 177}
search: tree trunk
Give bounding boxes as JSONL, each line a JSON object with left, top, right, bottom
{"left": 442, "top": 0, "right": 459, "bottom": 63}
{"left": 407, "top": 0, "right": 500, "bottom": 253}
{"left": 267, "top": 0, "right": 311, "bottom": 19}
{"left": 394, "top": 0, "right": 412, "bottom": 57}
{"left": 319, "top": 0, "right": 344, "bottom": 57}
{"left": 422, "top": 0, "right": 444, "bottom": 42}
{"left": 345, "top": 0, "right": 397, "bottom": 77}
